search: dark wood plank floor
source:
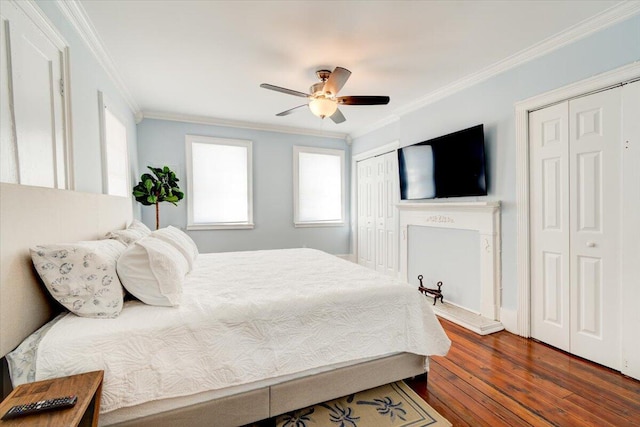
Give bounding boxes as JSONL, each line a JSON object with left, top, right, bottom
{"left": 406, "top": 318, "right": 640, "bottom": 427}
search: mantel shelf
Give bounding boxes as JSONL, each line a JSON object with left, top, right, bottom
{"left": 396, "top": 201, "right": 500, "bottom": 211}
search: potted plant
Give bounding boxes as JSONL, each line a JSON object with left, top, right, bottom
{"left": 133, "top": 166, "right": 184, "bottom": 230}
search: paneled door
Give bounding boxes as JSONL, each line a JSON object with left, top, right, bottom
{"left": 568, "top": 88, "right": 621, "bottom": 370}
{"left": 357, "top": 151, "right": 398, "bottom": 276}
{"left": 530, "top": 102, "right": 571, "bottom": 353}
{"left": 1, "top": 1, "right": 68, "bottom": 188}
{"left": 357, "top": 157, "right": 375, "bottom": 269}
{"left": 373, "top": 152, "right": 399, "bottom": 276}
{"left": 530, "top": 87, "right": 622, "bottom": 370}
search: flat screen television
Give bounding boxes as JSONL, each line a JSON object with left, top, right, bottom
{"left": 398, "top": 124, "right": 487, "bottom": 200}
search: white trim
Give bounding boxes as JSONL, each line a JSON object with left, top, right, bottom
{"left": 350, "top": 140, "right": 400, "bottom": 265}
{"left": 293, "top": 146, "right": 346, "bottom": 227}
{"left": 61, "top": 45, "right": 74, "bottom": 190}
{"left": 515, "top": 62, "right": 640, "bottom": 337}
{"left": 185, "top": 135, "right": 254, "bottom": 229}
{"left": 499, "top": 307, "right": 519, "bottom": 335}
{"left": 186, "top": 223, "right": 255, "bottom": 231}
{"left": 144, "top": 111, "right": 348, "bottom": 141}
{"left": 12, "top": 0, "right": 69, "bottom": 48}
{"left": 54, "top": 0, "right": 140, "bottom": 114}
{"left": 351, "top": 2, "right": 640, "bottom": 140}
{"left": 350, "top": 115, "right": 400, "bottom": 141}
{"left": 98, "top": 91, "right": 108, "bottom": 194}
{"left": 352, "top": 140, "right": 400, "bottom": 161}
{"left": 294, "top": 221, "right": 345, "bottom": 228}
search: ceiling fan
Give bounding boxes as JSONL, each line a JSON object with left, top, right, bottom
{"left": 260, "top": 67, "right": 390, "bottom": 124}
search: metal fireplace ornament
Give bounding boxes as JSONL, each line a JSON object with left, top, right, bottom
{"left": 418, "top": 275, "right": 444, "bottom": 306}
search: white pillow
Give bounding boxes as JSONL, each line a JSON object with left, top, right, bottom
{"left": 30, "top": 240, "right": 127, "bottom": 318}
{"left": 116, "top": 237, "right": 188, "bottom": 307}
{"left": 105, "top": 219, "right": 152, "bottom": 245}
{"left": 151, "top": 226, "right": 198, "bottom": 270}
{"left": 129, "top": 219, "right": 152, "bottom": 235}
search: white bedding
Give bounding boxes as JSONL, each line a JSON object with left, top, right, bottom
{"left": 30, "top": 248, "right": 450, "bottom": 413}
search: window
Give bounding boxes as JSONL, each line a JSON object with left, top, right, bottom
{"left": 186, "top": 135, "right": 253, "bottom": 230}
{"left": 293, "top": 146, "right": 345, "bottom": 227}
{"left": 99, "top": 92, "right": 129, "bottom": 197}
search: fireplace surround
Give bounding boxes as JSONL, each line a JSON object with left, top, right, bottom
{"left": 398, "top": 201, "right": 503, "bottom": 334}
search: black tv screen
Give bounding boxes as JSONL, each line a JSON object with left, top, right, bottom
{"left": 398, "top": 124, "right": 487, "bottom": 200}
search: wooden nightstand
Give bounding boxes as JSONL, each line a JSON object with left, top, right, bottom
{"left": 0, "top": 370, "right": 103, "bottom": 426}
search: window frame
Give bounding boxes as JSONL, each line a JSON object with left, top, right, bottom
{"left": 185, "top": 134, "right": 254, "bottom": 230}
{"left": 293, "top": 145, "right": 346, "bottom": 227}
{"left": 98, "top": 91, "right": 130, "bottom": 198}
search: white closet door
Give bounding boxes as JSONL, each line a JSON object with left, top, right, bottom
{"left": 530, "top": 102, "right": 571, "bottom": 352}
{"left": 357, "top": 157, "right": 375, "bottom": 269}
{"left": 530, "top": 86, "right": 623, "bottom": 371}
{"left": 569, "top": 87, "right": 621, "bottom": 370}
{"left": 373, "top": 152, "right": 399, "bottom": 276}
{"left": 1, "top": 1, "right": 66, "bottom": 189}
{"left": 620, "top": 80, "right": 640, "bottom": 380}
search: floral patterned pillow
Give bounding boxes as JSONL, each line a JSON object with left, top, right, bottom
{"left": 105, "top": 219, "right": 152, "bottom": 245}
{"left": 30, "top": 240, "right": 127, "bottom": 318}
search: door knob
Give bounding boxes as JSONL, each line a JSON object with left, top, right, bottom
{"left": 586, "top": 241, "right": 596, "bottom": 248}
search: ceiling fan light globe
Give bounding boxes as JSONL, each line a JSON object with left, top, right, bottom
{"left": 309, "top": 97, "right": 338, "bottom": 119}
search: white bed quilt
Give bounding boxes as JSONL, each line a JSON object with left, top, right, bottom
{"left": 34, "top": 248, "right": 451, "bottom": 413}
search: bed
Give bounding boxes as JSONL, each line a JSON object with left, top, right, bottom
{"left": 0, "top": 183, "right": 450, "bottom": 427}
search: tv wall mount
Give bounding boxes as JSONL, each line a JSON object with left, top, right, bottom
{"left": 418, "top": 275, "right": 444, "bottom": 306}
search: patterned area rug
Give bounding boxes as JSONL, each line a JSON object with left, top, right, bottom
{"left": 275, "top": 381, "right": 451, "bottom": 427}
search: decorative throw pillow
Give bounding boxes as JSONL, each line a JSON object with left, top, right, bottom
{"left": 30, "top": 240, "right": 127, "bottom": 318}
{"left": 116, "top": 237, "right": 188, "bottom": 307}
{"left": 151, "top": 226, "right": 199, "bottom": 270}
{"left": 105, "top": 219, "right": 152, "bottom": 245}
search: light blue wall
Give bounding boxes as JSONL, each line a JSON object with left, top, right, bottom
{"left": 35, "top": 1, "right": 138, "bottom": 195}
{"left": 137, "top": 119, "right": 351, "bottom": 254}
{"left": 352, "top": 15, "right": 640, "bottom": 311}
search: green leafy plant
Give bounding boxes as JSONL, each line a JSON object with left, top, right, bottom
{"left": 133, "top": 166, "right": 184, "bottom": 230}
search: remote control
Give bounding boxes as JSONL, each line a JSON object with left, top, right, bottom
{"left": 1, "top": 395, "right": 77, "bottom": 420}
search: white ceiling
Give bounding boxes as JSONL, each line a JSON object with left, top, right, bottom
{"left": 78, "top": 0, "right": 625, "bottom": 138}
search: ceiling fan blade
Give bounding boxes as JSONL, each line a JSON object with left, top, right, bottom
{"left": 323, "top": 67, "right": 351, "bottom": 96}
{"left": 260, "top": 83, "right": 310, "bottom": 98}
{"left": 337, "top": 96, "right": 390, "bottom": 105}
{"left": 276, "top": 104, "right": 308, "bottom": 116}
{"left": 329, "top": 108, "right": 346, "bottom": 124}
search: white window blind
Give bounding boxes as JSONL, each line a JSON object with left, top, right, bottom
{"left": 294, "top": 146, "right": 345, "bottom": 226}
{"left": 99, "top": 92, "right": 129, "bottom": 197}
{"left": 186, "top": 135, "right": 253, "bottom": 229}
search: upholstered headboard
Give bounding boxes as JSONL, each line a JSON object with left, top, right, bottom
{"left": 0, "top": 183, "right": 133, "bottom": 356}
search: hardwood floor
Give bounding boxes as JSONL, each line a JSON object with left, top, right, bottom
{"left": 406, "top": 318, "right": 640, "bottom": 427}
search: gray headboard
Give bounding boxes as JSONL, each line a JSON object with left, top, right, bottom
{"left": 0, "top": 183, "right": 133, "bottom": 356}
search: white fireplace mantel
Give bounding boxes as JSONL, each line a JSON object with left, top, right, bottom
{"left": 397, "top": 201, "right": 503, "bottom": 334}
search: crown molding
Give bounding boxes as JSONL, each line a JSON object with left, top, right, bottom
{"left": 142, "top": 111, "right": 349, "bottom": 141}
{"left": 54, "top": 0, "right": 140, "bottom": 114}
{"left": 349, "top": 114, "right": 400, "bottom": 140}
{"left": 351, "top": 1, "right": 640, "bottom": 140}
